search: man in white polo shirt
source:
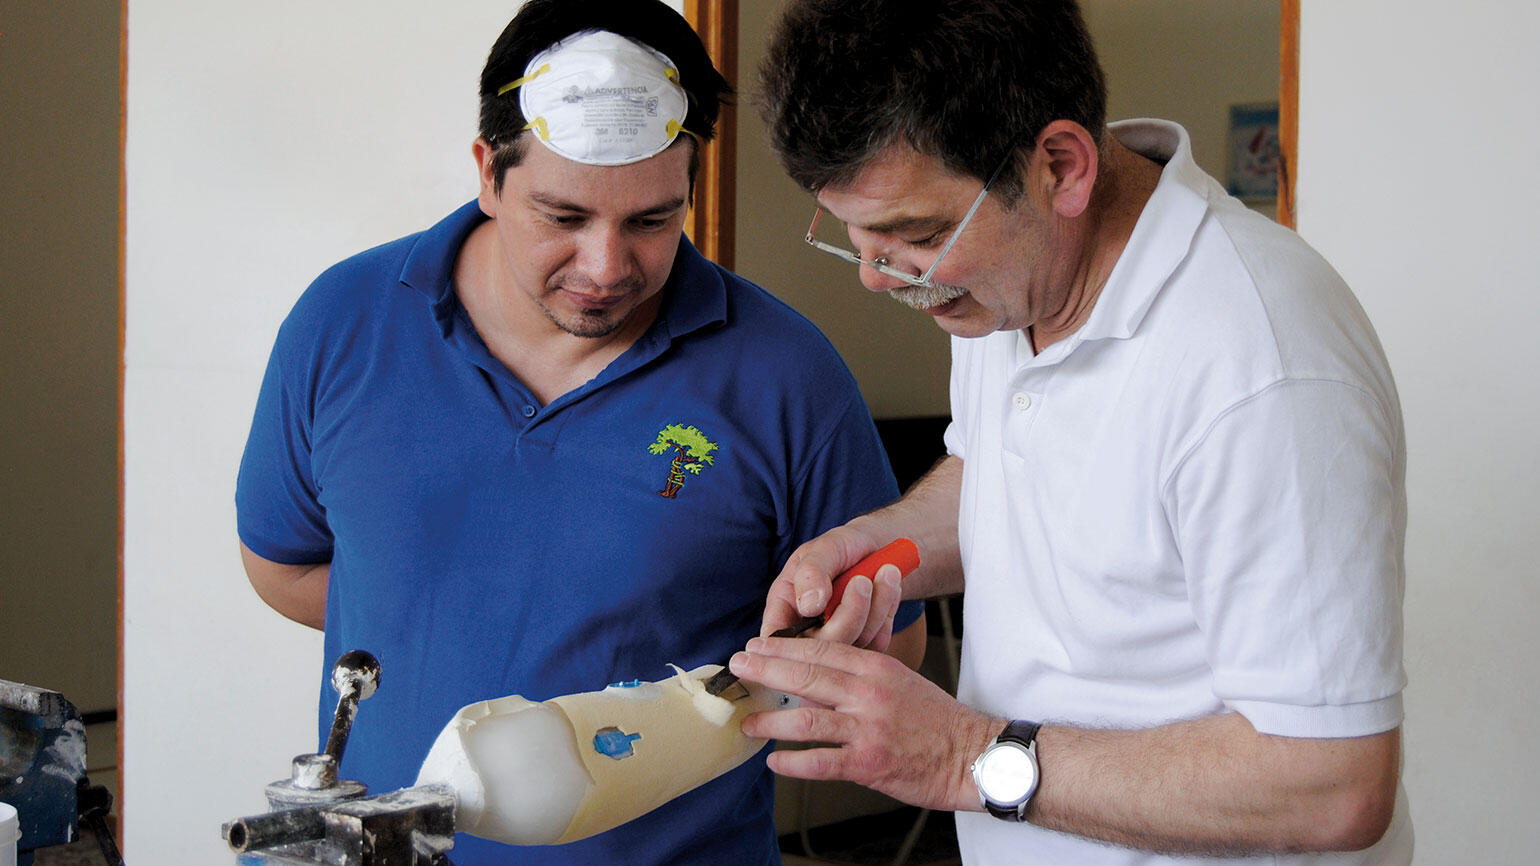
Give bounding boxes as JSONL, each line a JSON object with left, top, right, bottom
{"left": 727, "top": 1, "right": 1412, "bottom": 863}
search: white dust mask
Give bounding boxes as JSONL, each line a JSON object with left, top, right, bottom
{"left": 502, "top": 29, "right": 693, "bottom": 166}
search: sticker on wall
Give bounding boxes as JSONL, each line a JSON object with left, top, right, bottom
{"left": 1227, "top": 102, "right": 1281, "bottom": 202}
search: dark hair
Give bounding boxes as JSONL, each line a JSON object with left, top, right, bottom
{"left": 478, "top": 0, "right": 733, "bottom": 191}
{"left": 758, "top": 0, "right": 1106, "bottom": 206}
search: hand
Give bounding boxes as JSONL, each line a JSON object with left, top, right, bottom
{"left": 762, "top": 526, "right": 906, "bottom": 652}
{"left": 730, "top": 636, "right": 1000, "bottom": 813}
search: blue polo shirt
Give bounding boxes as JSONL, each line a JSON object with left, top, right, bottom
{"left": 236, "top": 201, "right": 917, "bottom": 865}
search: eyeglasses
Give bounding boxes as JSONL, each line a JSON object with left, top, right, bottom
{"left": 804, "top": 151, "right": 1014, "bottom": 289}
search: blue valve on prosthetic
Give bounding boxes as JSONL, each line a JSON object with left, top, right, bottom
{"left": 593, "top": 726, "right": 642, "bottom": 760}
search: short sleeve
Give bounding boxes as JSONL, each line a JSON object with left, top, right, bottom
{"left": 1168, "top": 378, "right": 1406, "bottom": 737}
{"left": 235, "top": 323, "right": 334, "bottom": 564}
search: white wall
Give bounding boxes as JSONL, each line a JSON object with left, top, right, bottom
{"left": 1298, "top": 2, "right": 1540, "bottom": 861}
{"left": 123, "top": 2, "right": 515, "bottom": 860}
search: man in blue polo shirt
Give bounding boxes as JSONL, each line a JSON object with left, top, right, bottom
{"left": 234, "top": 2, "right": 924, "bottom": 863}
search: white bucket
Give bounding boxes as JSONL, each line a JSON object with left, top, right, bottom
{"left": 0, "top": 801, "right": 19, "bottom": 866}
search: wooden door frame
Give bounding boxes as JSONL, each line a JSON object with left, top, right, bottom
{"left": 682, "top": 0, "right": 738, "bottom": 269}
{"left": 1278, "top": 0, "right": 1299, "bottom": 228}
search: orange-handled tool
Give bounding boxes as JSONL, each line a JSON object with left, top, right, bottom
{"left": 702, "top": 538, "right": 921, "bottom": 696}
{"left": 822, "top": 537, "right": 921, "bottom": 618}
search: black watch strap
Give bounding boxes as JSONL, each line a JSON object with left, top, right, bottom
{"left": 997, "top": 719, "right": 1041, "bottom": 748}
{"left": 983, "top": 720, "right": 1041, "bottom": 821}
{"left": 985, "top": 800, "right": 1025, "bottom": 820}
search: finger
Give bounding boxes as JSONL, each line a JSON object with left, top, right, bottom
{"left": 760, "top": 589, "right": 803, "bottom": 636}
{"left": 768, "top": 543, "right": 843, "bottom": 624}
{"left": 740, "top": 704, "right": 858, "bottom": 746}
{"left": 729, "top": 638, "right": 869, "bottom": 707}
{"left": 785, "top": 531, "right": 884, "bottom": 619}
{"left": 857, "top": 564, "right": 904, "bottom": 648}
{"left": 765, "top": 743, "right": 866, "bottom": 782}
{"left": 748, "top": 633, "right": 873, "bottom": 667}
{"left": 818, "top": 575, "right": 873, "bottom": 645}
{"left": 790, "top": 553, "right": 842, "bottom": 619}
{"left": 861, "top": 616, "right": 895, "bottom": 655}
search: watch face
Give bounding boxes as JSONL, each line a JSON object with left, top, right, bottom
{"left": 978, "top": 741, "right": 1038, "bottom": 803}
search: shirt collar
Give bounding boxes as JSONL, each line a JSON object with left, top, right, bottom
{"left": 1065, "top": 119, "right": 1215, "bottom": 347}
{"left": 655, "top": 232, "right": 729, "bottom": 340}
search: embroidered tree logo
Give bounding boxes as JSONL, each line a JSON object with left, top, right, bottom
{"left": 647, "top": 424, "right": 718, "bottom": 499}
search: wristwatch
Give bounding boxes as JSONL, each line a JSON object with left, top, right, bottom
{"left": 970, "top": 720, "right": 1041, "bottom": 821}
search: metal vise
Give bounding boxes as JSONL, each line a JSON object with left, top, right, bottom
{"left": 221, "top": 650, "right": 457, "bottom": 866}
{"left": 0, "top": 678, "right": 123, "bottom": 866}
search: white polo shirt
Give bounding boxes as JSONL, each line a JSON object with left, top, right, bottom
{"left": 948, "top": 120, "right": 1411, "bottom": 864}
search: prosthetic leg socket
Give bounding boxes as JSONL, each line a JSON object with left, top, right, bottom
{"left": 414, "top": 663, "right": 794, "bottom": 845}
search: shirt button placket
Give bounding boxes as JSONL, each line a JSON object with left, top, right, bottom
{"left": 1003, "top": 388, "right": 1039, "bottom": 459}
